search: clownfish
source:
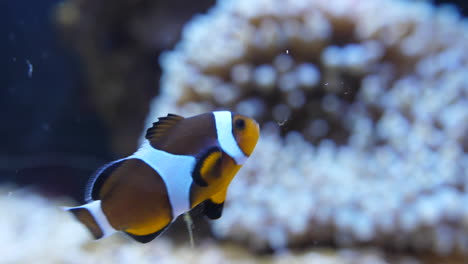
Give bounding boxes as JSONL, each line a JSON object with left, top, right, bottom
{"left": 66, "top": 111, "right": 259, "bottom": 243}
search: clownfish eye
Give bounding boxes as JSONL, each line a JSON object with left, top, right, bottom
{"left": 231, "top": 114, "right": 260, "bottom": 157}
{"left": 234, "top": 118, "right": 246, "bottom": 130}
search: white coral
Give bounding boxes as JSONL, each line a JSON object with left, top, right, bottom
{"left": 149, "top": 0, "right": 468, "bottom": 254}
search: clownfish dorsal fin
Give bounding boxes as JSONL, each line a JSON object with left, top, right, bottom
{"left": 145, "top": 113, "right": 185, "bottom": 142}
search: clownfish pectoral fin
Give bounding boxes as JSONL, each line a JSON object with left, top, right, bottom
{"left": 192, "top": 147, "right": 223, "bottom": 187}
{"left": 203, "top": 188, "right": 227, "bottom": 219}
{"left": 66, "top": 200, "right": 117, "bottom": 239}
{"left": 125, "top": 224, "right": 170, "bottom": 243}
{"left": 145, "top": 113, "right": 184, "bottom": 142}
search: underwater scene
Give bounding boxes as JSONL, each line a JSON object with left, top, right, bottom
{"left": 1, "top": 0, "right": 468, "bottom": 263}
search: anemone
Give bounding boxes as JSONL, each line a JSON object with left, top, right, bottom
{"left": 149, "top": 0, "right": 468, "bottom": 254}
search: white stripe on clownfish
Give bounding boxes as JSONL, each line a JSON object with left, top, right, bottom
{"left": 213, "top": 111, "right": 248, "bottom": 165}
{"left": 128, "top": 140, "right": 195, "bottom": 218}
{"left": 67, "top": 200, "right": 117, "bottom": 238}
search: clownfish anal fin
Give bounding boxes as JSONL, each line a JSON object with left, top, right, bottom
{"left": 192, "top": 147, "right": 223, "bottom": 187}
{"left": 125, "top": 224, "right": 169, "bottom": 243}
{"left": 145, "top": 113, "right": 185, "bottom": 142}
{"left": 203, "top": 200, "right": 224, "bottom": 220}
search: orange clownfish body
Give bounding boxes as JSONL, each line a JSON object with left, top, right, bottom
{"left": 67, "top": 111, "right": 260, "bottom": 243}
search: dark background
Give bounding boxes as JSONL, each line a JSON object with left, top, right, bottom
{"left": 1, "top": 0, "right": 106, "bottom": 198}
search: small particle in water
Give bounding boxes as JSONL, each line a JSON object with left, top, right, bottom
{"left": 343, "top": 84, "right": 351, "bottom": 95}
{"left": 277, "top": 118, "right": 289, "bottom": 127}
{"left": 26, "top": 59, "right": 33, "bottom": 78}
{"left": 325, "top": 83, "right": 329, "bottom": 86}
{"left": 286, "top": 49, "right": 289, "bottom": 54}
{"left": 273, "top": 104, "right": 291, "bottom": 125}
{"left": 12, "top": 57, "right": 16, "bottom": 62}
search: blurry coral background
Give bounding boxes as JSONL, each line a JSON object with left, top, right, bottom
{"left": 1, "top": 0, "right": 467, "bottom": 263}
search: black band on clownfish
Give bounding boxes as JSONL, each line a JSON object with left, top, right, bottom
{"left": 65, "top": 111, "right": 260, "bottom": 243}
{"left": 192, "top": 146, "right": 223, "bottom": 187}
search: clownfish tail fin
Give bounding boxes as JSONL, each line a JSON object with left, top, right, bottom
{"left": 65, "top": 200, "right": 116, "bottom": 239}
